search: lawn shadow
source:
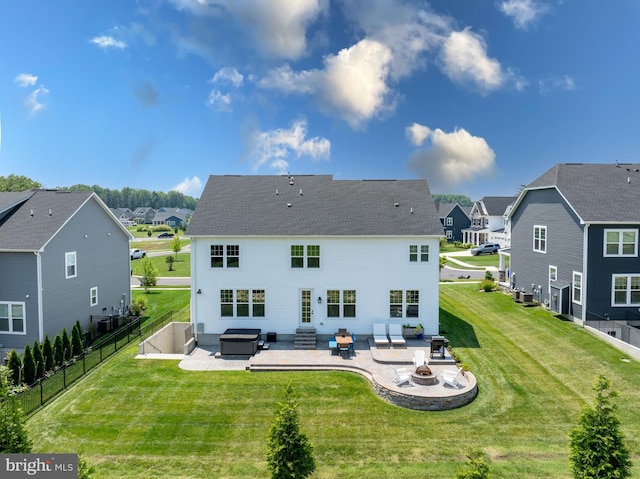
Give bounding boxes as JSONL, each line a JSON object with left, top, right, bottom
{"left": 438, "top": 307, "right": 481, "bottom": 348}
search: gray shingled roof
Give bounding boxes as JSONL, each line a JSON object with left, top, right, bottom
{"left": 188, "top": 175, "right": 443, "bottom": 236}
{"left": 526, "top": 163, "right": 640, "bottom": 223}
{"left": 0, "top": 190, "right": 95, "bottom": 250}
{"left": 478, "top": 196, "right": 516, "bottom": 216}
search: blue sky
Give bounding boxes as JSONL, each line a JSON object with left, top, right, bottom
{"left": 1, "top": 1, "right": 638, "bottom": 200}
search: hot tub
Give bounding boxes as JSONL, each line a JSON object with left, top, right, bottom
{"left": 219, "top": 329, "right": 262, "bottom": 355}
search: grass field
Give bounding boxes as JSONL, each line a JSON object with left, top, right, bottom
{"left": 26, "top": 285, "right": 640, "bottom": 478}
{"left": 131, "top": 252, "right": 191, "bottom": 277}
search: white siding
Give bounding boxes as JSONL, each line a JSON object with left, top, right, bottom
{"left": 191, "top": 235, "right": 440, "bottom": 340}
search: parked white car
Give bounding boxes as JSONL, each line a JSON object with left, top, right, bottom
{"left": 130, "top": 248, "right": 147, "bottom": 260}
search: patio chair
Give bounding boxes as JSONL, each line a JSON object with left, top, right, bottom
{"left": 388, "top": 324, "right": 406, "bottom": 348}
{"left": 349, "top": 334, "right": 357, "bottom": 355}
{"left": 373, "top": 323, "right": 390, "bottom": 348}
{"left": 412, "top": 350, "right": 427, "bottom": 368}
{"left": 441, "top": 367, "right": 464, "bottom": 389}
{"left": 393, "top": 367, "right": 411, "bottom": 386}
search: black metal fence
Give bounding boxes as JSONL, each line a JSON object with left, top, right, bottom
{"left": 12, "top": 310, "right": 176, "bottom": 417}
{"left": 585, "top": 311, "right": 640, "bottom": 349}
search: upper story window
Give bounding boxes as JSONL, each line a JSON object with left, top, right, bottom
{"left": 604, "top": 229, "right": 638, "bottom": 257}
{"left": 211, "top": 245, "right": 240, "bottom": 268}
{"left": 291, "top": 245, "right": 320, "bottom": 268}
{"left": 327, "top": 290, "right": 356, "bottom": 318}
{"left": 65, "top": 251, "right": 77, "bottom": 278}
{"left": 446, "top": 217, "right": 453, "bottom": 226}
{"left": 533, "top": 225, "right": 547, "bottom": 253}
{"left": 90, "top": 287, "right": 98, "bottom": 307}
{"left": 612, "top": 274, "right": 640, "bottom": 306}
{"left": 549, "top": 265, "right": 557, "bottom": 282}
{"left": 0, "top": 302, "right": 25, "bottom": 334}
{"left": 409, "top": 245, "right": 429, "bottom": 262}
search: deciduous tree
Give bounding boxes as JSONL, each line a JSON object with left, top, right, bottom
{"left": 0, "top": 366, "right": 32, "bottom": 453}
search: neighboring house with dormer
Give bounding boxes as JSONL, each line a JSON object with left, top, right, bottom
{"left": 0, "top": 190, "right": 132, "bottom": 357}
{"left": 132, "top": 207, "right": 155, "bottom": 224}
{"left": 436, "top": 203, "right": 471, "bottom": 243}
{"left": 462, "top": 196, "right": 515, "bottom": 247}
{"left": 110, "top": 207, "right": 135, "bottom": 226}
{"left": 508, "top": 163, "right": 640, "bottom": 326}
{"left": 187, "top": 175, "right": 444, "bottom": 345}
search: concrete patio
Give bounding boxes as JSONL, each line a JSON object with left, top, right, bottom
{"left": 138, "top": 337, "right": 478, "bottom": 411}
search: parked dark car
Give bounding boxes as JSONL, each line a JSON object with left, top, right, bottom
{"left": 470, "top": 243, "right": 500, "bottom": 255}
{"left": 158, "top": 232, "right": 174, "bottom": 238}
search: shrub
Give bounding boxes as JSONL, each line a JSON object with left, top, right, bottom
{"left": 456, "top": 449, "right": 491, "bottom": 478}
{"left": 0, "top": 366, "right": 32, "bottom": 453}
{"left": 22, "top": 345, "right": 36, "bottom": 385}
{"left": 480, "top": 279, "right": 495, "bottom": 292}
{"left": 7, "top": 350, "right": 22, "bottom": 386}
{"left": 484, "top": 270, "right": 494, "bottom": 281}
{"left": 61, "top": 328, "right": 72, "bottom": 361}
{"left": 72, "top": 322, "right": 84, "bottom": 356}
{"left": 42, "top": 335, "right": 54, "bottom": 371}
{"left": 130, "top": 296, "right": 147, "bottom": 317}
{"left": 53, "top": 335, "right": 64, "bottom": 366}
{"left": 32, "top": 340, "right": 44, "bottom": 380}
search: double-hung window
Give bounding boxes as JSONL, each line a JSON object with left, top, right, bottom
{"left": 65, "top": 251, "right": 77, "bottom": 278}
{"left": 446, "top": 217, "right": 453, "bottom": 226}
{"left": 211, "top": 245, "right": 240, "bottom": 268}
{"left": 533, "top": 225, "right": 547, "bottom": 253}
{"left": 327, "top": 290, "right": 356, "bottom": 318}
{"left": 409, "top": 245, "right": 429, "bottom": 262}
{"left": 220, "top": 289, "right": 265, "bottom": 317}
{"left": 389, "top": 290, "right": 419, "bottom": 318}
{"left": 291, "top": 245, "right": 320, "bottom": 268}
{"left": 604, "top": 229, "right": 638, "bottom": 257}
{"left": 572, "top": 272, "right": 582, "bottom": 305}
{"left": 0, "top": 302, "right": 25, "bottom": 334}
{"left": 90, "top": 287, "right": 98, "bottom": 307}
{"left": 612, "top": 274, "right": 640, "bottom": 306}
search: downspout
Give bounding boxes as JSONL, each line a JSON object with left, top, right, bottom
{"left": 35, "top": 251, "right": 44, "bottom": 341}
{"left": 191, "top": 238, "right": 198, "bottom": 344}
{"left": 582, "top": 223, "right": 589, "bottom": 324}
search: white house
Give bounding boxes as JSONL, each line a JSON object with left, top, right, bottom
{"left": 462, "top": 196, "right": 516, "bottom": 247}
{"left": 187, "top": 175, "right": 444, "bottom": 345}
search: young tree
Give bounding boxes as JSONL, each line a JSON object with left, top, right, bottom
{"left": 165, "top": 255, "right": 175, "bottom": 271}
{"left": 53, "top": 334, "right": 64, "bottom": 366}
{"left": 22, "top": 345, "right": 36, "bottom": 385}
{"left": 32, "top": 340, "right": 45, "bottom": 380}
{"left": 266, "top": 383, "right": 315, "bottom": 479}
{"left": 72, "top": 322, "right": 84, "bottom": 356}
{"left": 61, "top": 328, "right": 72, "bottom": 361}
{"left": 140, "top": 257, "right": 158, "bottom": 292}
{"left": 0, "top": 366, "right": 32, "bottom": 453}
{"left": 6, "top": 350, "right": 22, "bottom": 385}
{"left": 456, "top": 449, "right": 491, "bottom": 479}
{"left": 42, "top": 335, "right": 54, "bottom": 371}
{"left": 77, "top": 454, "right": 94, "bottom": 479}
{"left": 569, "top": 374, "right": 632, "bottom": 479}
{"left": 171, "top": 235, "right": 181, "bottom": 259}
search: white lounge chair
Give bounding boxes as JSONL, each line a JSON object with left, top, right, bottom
{"left": 388, "top": 324, "right": 406, "bottom": 348}
{"left": 412, "top": 350, "right": 427, "bottom": 368}
{"left": 393, "top": 367, "right": 411, "bottom": 386}
{"left": 373, "top": 323, "right": 390, "bottom": 348}
{"left": 441, "top": 367, "right": 465, "bottom": 389}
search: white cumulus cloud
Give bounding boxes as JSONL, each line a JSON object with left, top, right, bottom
{"left": 248, "top": 119, "right": 330, "bottom": 173}
{"left": 172, "top": 176, "right": 203, "bottom": 196}
{"left": 407, "top": 124, "right": 496, "bottom": 188}
{"left": 211, "top": 67, "right": 244, "bottom": 88}
{"left": 25, "top": 85, "right": 49, "bottom": 116}
{"left": 498, "top": 0, "right": 550, "bottom": 30}
{"left": 14, "top": 73, "right": 38, "bottom": 87}
{"left": 538, "top": 75, "right": 575, "bottom": 94}
{"left": 205, "top": 90, "right": 233, "bottom": 111}
{"left": 90, "top": 35, "right": 127, "bottom": 50}
{"left": 406, "top": 123, "right": 433, "bottom": 147}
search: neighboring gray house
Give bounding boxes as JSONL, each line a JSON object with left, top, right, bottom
{"left": 110, "top": 207, "right": 135, "bottom": 226}
{"left": 507, "top": 163, "right": 640, "bottom": 324}
{"left": 462, "top": 196, "right": 515, "bottom": 247}
{"left": 132, "top": 207, "right": 156, "bottom": 224}
{"left": 0, "top": 190, "right": 132, "bottom": 357}
{"left": 436, "top": 203, "right": 471, "bottom": 243}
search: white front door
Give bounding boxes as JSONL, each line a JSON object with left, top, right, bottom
{"left": 300, "top": 289, "right": 312, "bottom": 327}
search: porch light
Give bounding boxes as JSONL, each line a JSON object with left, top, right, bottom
{"left": 317, "top": 296, "right": 322, "bottom": 304}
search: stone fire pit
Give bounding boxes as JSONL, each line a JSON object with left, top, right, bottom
{"left": 411, "top": 365, "right": 437, "bottom": 385}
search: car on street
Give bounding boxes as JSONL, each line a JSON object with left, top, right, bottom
{"left": 130, "top": 248, "right": 147, "bottom": 259}
{"left": 470, "top": 243, "right": 501, "bottom": 256}
{"left": 158, "top": 232, "right": 174, "bottom": 238}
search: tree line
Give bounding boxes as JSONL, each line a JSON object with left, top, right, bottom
{"left": 0, "top": 174, "right": 198, "bottom": 210}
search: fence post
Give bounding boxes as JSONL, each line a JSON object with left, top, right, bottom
{"left": 40, "top": 378, "right": 43, "bottom": 407}
{"left": 63, "top": 363, "right": 66, "bottom": 389}
{"left": 82, "top": 353, "right": 86, "bottom": 375}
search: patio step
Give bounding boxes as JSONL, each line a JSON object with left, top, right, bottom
{"left": 294, "top": 328, "right": 317, "bottom": 350}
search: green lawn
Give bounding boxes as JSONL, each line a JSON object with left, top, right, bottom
{"left": 26, "top": 285, "right": 640, "bottom": 478}
{"left": 132, "top": 252, "right": 191, "bottom": 277}
{"left": 447, "top": 253, "right": 500, "bottom": 269}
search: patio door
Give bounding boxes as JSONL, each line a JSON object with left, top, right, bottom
{"left": 300, "top": 289, "right": 312, "bottom": 327}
